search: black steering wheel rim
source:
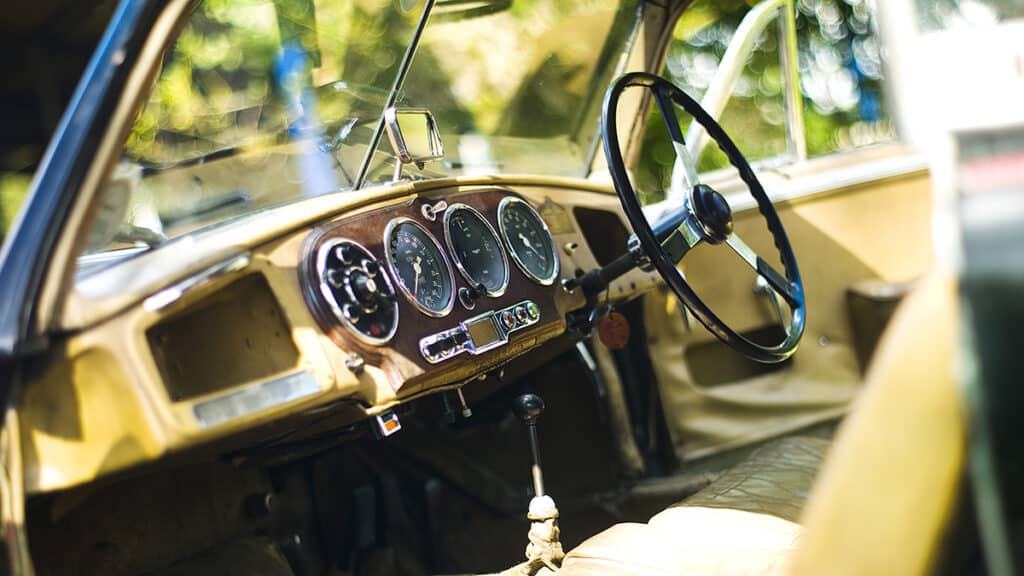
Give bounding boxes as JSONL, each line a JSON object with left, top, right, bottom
{"left": 602, "top": 71, "right": 805, "bottom": 363}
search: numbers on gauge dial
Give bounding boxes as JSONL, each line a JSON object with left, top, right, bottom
{"left": 446, "top": 207, "right": 507, "bottom": 295}
{"left": 501, "top": 201, "right": 557, "bottom": 284}
{"left": 387, "top": 222, "right": 453, "bottom": 315}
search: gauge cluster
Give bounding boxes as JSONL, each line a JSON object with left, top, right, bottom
{"left": 300, "top": 189, "right": 568, "bottom": 376}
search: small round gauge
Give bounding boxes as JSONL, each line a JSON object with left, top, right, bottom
{"left": 444, "top": 204, "right": 509, "bottom": 297}
{"left": 498, "top": 197, "right": 559, "bottom": 285}
{"left": 385, "top": 218, "right": 455, "bottom": 317}
{"left": 314, "top": 239, "right": 398, "bottom": 345}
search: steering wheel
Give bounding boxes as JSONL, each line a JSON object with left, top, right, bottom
{"left": 602, "top": 72, "right": 805, "bottom": 363}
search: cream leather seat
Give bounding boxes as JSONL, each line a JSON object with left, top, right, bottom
{"left": 559, "top": 507, "right": 799, "bottom": 576}
{"left": 559, "top": 274, "right": 964, "bottom": 575}
{"left": 559, "top": 436, "right": 826, "bottom": 576}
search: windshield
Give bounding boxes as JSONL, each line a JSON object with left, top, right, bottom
{"left": 80, "top": 0, "right": 637, "bottom": 267}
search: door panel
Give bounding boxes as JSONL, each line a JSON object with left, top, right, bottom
{"left": 645, "top": 155, "right": 932, "bottom": 460}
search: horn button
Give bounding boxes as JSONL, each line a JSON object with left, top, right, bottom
{"left": 691, "top": 184, "right": 733, "bottom": 244}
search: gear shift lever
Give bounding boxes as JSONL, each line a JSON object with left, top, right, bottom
{"left": 513, "top": 393, "right": 547, "bottom": 497}
{"left": 507, "top": 393, "right": 564, "bottom": 575}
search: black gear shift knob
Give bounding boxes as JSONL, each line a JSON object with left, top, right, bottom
{"left": 513, "top": 393, "right": 545, "bottom": 424}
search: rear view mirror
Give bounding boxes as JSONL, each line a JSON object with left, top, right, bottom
{"left": 384, "top": 107, "right": 444, "bottom": 167}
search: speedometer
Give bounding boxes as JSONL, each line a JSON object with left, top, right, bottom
{"left": 498, "top": 197, "right": 559, "bottom": 285}
{"left": 444, "top": 204, "right": 508, "bottom": 297}
{"left": 385, "top": 218, "right": 455, "bottom": 317}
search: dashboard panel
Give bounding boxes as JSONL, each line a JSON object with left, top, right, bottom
{"left": 298, "top": 188, "right": 574, "bottom": 394}
{"left": 24, "top": 178, "right": 661, "bottom": 495}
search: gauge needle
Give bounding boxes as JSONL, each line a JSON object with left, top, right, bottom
{"left": 519, "top": 233, "right": 544, "bottom": 259}
{"left": 412, "top": 256, "right": 422, "bottom": 297}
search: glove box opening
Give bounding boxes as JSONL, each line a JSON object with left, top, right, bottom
{"left": 147, "top": 273, "right": 301, "bottom": 402}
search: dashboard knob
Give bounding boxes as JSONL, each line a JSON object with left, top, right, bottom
{"left": 349, "top": 270, "right": 379, "bottom": 304}
{"left": 363, "top": 260, "right": 380, "bottom": 277}
{"left": 335, "top": 244, "right": 357, "bottom": 265}
{"left": 325, "top": 267, "right": 345, "bottom": 288}
{"left": 514, "top": 304, "right": 529, "bottom": 323}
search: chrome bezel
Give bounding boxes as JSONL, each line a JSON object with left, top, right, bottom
{"left": 315, "top": 238, "right": 398, "bottom": 345}
{"left": 442, "top": 203, "right": 510, "bottom": 298}
{"left": 384, "top": 217, "right": 456, "bottom": 318}
{"left": 497, "top": 196, "right": 560, "bottom": 286}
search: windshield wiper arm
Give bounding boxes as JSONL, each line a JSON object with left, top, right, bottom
{"left": 162, "top": 190, "right": 251, "bottom": 228}
{"left": 138, "top": 146, "right": 242, "bottom": 176}
{"left": 352, "top": 0, "right": 437, "bottom": 190}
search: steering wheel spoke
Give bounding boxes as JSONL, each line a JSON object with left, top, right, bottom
{"left": 725, "top": 233, "right": 798, "bottom": 306}
{"left": 652, "top": 87, "right": 701, "bottom": 191}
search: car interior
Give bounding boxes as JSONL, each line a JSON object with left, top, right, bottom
{"left": 2, "top": 0, "right": 1021, "bottom": 575}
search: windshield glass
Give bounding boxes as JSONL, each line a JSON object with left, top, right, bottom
{"left": 80, "top": 0, "right": 636, "bottom": 269}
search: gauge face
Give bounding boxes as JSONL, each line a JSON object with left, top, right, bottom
{"left": 498, "top": 197, "right": 559, "bottom": 285}
{"left": 315, "top": 239, "right": 398, "bottom": 345}
{"left": 385, "top": 219, "right": 454, "bottom": 316}
{"left": 444, "top": 205, "right": 508, "bottom": 296}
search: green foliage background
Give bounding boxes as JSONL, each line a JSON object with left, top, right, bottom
{"left": 634, "top": 0, "right": 893, "bottom": 201}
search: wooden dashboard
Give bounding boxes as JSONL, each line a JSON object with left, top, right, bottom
{"left": 295, "top": 188, "right": 577, "bottom": 396}
{"left": 19, "top": 178, "right": 660, "bottom": 494}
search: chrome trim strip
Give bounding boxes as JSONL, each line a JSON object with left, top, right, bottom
{"left": 76, "top": 246, "right": 150, "bottom": 279}
{"left": 143, "top": 252, "right": 251, "bottom": 312}
{"left": 442, "top": 203, "right": 509, "bottom": 298}
{"left": 314, "top": 238, "right": 398, "bottom": 345}
{"left": 419, "top": 299, "right": 540, "bottom": 364}
{"left": 192, "top": 370, "right": 320, "bottom": 429}
{"left": 778, "top": 0, "right": 806, "bottom": 161}
{"left": 497, "top": 197, "right": 560, "bottom": 286}
{"left": 384, "top": 216, "right": 456, "bottom": 318}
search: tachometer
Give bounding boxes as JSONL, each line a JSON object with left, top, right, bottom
{"left": 498, "top": 197, "right": 559, "bottom": 285}
{"left": 444, "top": 204, "right": 508, "bottom": 297}
{"left": 385, "top": 218, "right": 455, "bottom": 317}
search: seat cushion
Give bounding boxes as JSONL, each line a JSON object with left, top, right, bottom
{"left": 559, "top": 507, "right": 800, "bottom": 576}
{"left": 674, "top": 436, "right": 829, "bottom": 523}
{"left": 558, "top": 436, "right": 829, "bottom": 576}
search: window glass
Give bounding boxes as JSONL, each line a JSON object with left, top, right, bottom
{"left": 127, "top": 0, "right": 419, "bottom": 167}
{"left": 634, "top": 0, "right": 894, "bottom": 199}
{"left": 78, "top": 0, "right": 637, "bottom": 270}
{"left": 916, "top": 0, "right": 1024, "bottom": 33}
{"left": 366, "top": 0, "right": 631, "bottom": 185}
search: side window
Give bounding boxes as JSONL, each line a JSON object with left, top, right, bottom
{"left": 634, "top": 0, "right": 893, "bottom": 196}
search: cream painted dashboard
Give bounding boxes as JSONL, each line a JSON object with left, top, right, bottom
{"left": 20, "top": 177, "right": 658, "bottom": 495}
